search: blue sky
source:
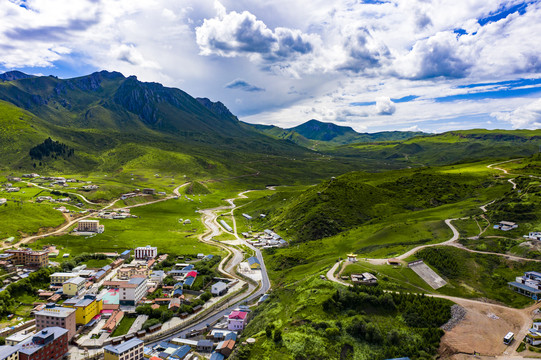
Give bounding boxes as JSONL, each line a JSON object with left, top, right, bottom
{"left": 1, "top": 0, "right": 541, "bottom": 132}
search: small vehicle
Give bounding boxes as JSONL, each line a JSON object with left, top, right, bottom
{"left": 504, "top": 332, "right": 514, "bottom": 345}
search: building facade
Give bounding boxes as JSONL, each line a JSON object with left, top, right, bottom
{"left": 50, "top": 272, "right": 79, "bottom": 286}
{"left": 63, "top": 295, "right": 103, "bottom": 325}
{"left": 17, "top": 328, "right": 68, "bottom": 360}
{"left": 34, "top": 305, "right": 76, "bottom": 340}
{"left": 134, "top": 246, "right": 157, "bottom": 260}
{"left": 227, "top": 311, "right": 248, "bottom": 331}
{"left": 5, "top": 249, "right": 48, "bottom": 268}
{"left": 103, "top": 338, "right": 143, "bottom": 360}
{"left": 77, "top": 220, "right": 101, "bottom": 232}
{"left": 119, "top": 278, "right": 148, "bottom": 306}
{"left": 62, "top": 277, "right": 86, "bottom": 296}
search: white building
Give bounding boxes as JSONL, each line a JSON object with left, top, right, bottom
{"left": 211, "top": 281, "right": 228, "bottom": 296}
{"left": 119, "top": 277, "right": 148, "bottom": 306}
{"left": 77, "top": 220, "right": 104, "bottom": 233}
{"left": 134, "top": 246, "right": 157, "bottom": 260}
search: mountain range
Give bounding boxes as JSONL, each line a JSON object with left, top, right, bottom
{"left": 247, "top": 119, "right": 426, "bottom": 147}
{"left": 2, "top": 70, "right": 541, "bottom": 182}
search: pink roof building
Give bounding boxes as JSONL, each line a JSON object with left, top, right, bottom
{"left": 227, "top": 311, "right": 248, "bottom": 331}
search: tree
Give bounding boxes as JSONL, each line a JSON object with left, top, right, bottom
{"left": 273, "top": 329, "right": 282, "bottom": 343}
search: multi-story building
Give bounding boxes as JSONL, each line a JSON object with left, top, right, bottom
{"left": 103, "top": 338, "right": 143, "bottom": 360}
{"left": 119, "top": 278, "right": 147, "bottom": 306}
{"left": 34, "top": 305, "right": 76, "bottom": 340}
{"left": 5, "top": 333, "right": 33, "bottom": 346}
{"left": 5, "top": 249, "right": 48, "bottom": 268}
{"left": 63, "top": 295, "right": 103, "bottom": 325}
{"left": 17, "top": 327, "right": 68, "bottom": 360}
{"left": 227, "top": 311, "right": 248, "bottom": 331}
{"left": 76, "top": 220, "right": 103, "bottom": 233}
{"left": 0, "top": 345, "right": 19, "bottom": 360}
{"left": 49, "top": 272, "right": 82, "bottom": 286}
{"left": 134, "top": 246, "right": 157, "bottom": 260}
{"left": 62, "top": 277, "right": 86, "bottom": 296}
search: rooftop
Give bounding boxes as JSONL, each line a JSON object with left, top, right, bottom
{"left": 0, "top": 346, "right": 18, "bottom": 359}
{"left": 35, "top": 306, "right": 76, "bottom": 318}
{"left": 18, "top": 327, "right": 68, "bottom": 355}
{"left": 509, "top": 281, "right": 541, "bottom": 294}
{"left": 65, "top": 276, "right": 86, "bottom": 285}
{"left": 104, "top": 338, "right": 143, "bottom": 355}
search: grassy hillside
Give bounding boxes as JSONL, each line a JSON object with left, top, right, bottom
{"left": 332, "top": 129, "right": 541, "bottom": 166}
{"left": 259, "top": 167, "right": 499, "bottom": 242}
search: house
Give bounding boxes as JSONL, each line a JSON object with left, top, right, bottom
{"left": 104, "top": 338, "right": 144, "bottom": 360}
{"left": 528, "top": 232, "right": 541, "bottom": 241}
{"left": 509, "top": 271, "right": 541, "bottom": 300}
{"left": 168, "top": 298, "right": 181, "bottom": 310}
{"left": 34, "top": 305, "right": 76, "bottom": 340}
{"left": 197, "top": 340, "right": 214, "bottom": 353}
{"left": 347, "top": 254, "right": 358, "bottom": 263}
{"left": 227, "top": 311, "right": 248, "bottom": 331}
{"left": 209, "top": 353, "right": 224, "bottom": 360}
{"left": 351, "top": 273, "right": 378, "bottom": 285}
{"left": 103, "top": 310, "right": 125, "bottom": 332}
{"left": 17, "top": 328, "right": 68, "bottom": 360}
{"left": 120, "top": 250, "right": 131, "bottom": 259}
{"left": 197, "top": 253, "right": 205, "bottom": 259}
{"left": 494, "top": 221, "right": 518, "bottom": 231}
{"left": 247, "top": 256, "right": 261, "bottom": 270}
{"left": 168, "top": 345, "right": 191, "bottom": 360}
{"left": 216, "top": 339, "right": 235, "bottom": 357}
{"left": 149, "top": 270, "right": 166, "bottom": 284}
{"left": 211, "top": 282, "right": 228, "bottom": 296}
{"left": 63, "top": 295, "right": 103, "bottom": 325}
{"left": 242, "top": 213, "right": 252, "bottom": 220}
{"left": 62, "top": 276, "right": 86, "bottom": 296}
{"left": 135, "top": 246, "right": 157, "bottom": 260}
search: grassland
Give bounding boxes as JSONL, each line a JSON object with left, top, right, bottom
{"left": 111, "top": 316, "right": 136, "bottom": 337}
{"left": 31, "top": 198, "right": 226, "bottom": 257}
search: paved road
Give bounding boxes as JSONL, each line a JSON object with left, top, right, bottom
{"left": 147, "top": 189, "right": 270, "bottom": 345}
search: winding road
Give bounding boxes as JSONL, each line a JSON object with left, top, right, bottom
{"left": 326, "top": 158, "right": 541, "bottom": 358}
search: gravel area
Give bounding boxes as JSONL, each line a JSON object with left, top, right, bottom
{"left": 441, "top": 304, "right": 467, "bottom": 331}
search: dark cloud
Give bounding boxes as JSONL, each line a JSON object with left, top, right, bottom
{"left": 225, "top": 79, "right": 265, "bottom": 92}
{"left": 337, "top": 28, "right": 390, "bottom": 73}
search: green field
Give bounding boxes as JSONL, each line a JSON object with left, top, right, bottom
{"left": 31, "top": 198, "right": 226, "bottom": 257}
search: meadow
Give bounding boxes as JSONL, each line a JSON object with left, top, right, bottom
{"left": 31, "top": 197, "right": 227, "bottom": 258}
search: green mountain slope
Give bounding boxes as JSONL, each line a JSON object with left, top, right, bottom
{"left": 334, "top": 129, "right": 541, "bottom": 166}
{"left": 245, "top": 119, "right": 426, "bottom": 147}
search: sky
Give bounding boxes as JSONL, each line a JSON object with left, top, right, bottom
{"left": 1, "top": 0, "right": 541, "bottom": 133}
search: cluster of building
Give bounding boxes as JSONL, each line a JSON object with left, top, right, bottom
{"left": 1, "top": 182, "right": 20, "bottom": 193}
{"left": 0, "top": 249, "right": 49, "bottom": 270}
{"left": 245, "top": 230, "right": 288, "bottom": 248}
{"left": 494, "top": 221, "right": 518, "bottom": 231}
{"left": 97, "top": 209, "right": 135, "bottom": 220}
{"left": 139, "top": 308, "right": 252, "bottom": 360}
{"left": 120, "top": 188, "right": 166, "bottom": 201}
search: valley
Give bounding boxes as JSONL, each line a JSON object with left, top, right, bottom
{"left": 3, "top": 71, "right": 541, "bottom": 360}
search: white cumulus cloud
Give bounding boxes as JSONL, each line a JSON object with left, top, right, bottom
{"left": 491, "top": 98, "right": 541, "bottom": 129}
